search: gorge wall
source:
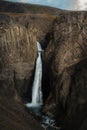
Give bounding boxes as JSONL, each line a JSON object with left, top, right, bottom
{"left": 44, "top": 11, "right": 87, "bottom": 130}
{"left": 0, "top": 14, "right": 37, "bottom": 100}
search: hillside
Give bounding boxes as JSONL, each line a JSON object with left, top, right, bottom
{"left": 0, "top": 0, "right": 61, "bottom": 14}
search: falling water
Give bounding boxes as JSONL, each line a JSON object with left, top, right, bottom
{"left": 25, "top": 42, "right": 56, "bottom": 127}
{"left": 25, "top": 41, "right": 43, "bottom": 109}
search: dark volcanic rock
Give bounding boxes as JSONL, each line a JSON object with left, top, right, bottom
{"left": 44, "top": 11, "right": 87, "bottom": 130}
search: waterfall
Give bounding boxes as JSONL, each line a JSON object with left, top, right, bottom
{"left": 26, "top": 41, "right": 43, "bottom": 108}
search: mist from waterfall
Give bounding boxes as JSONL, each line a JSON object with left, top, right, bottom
{"left": 26, "top": 41, "right": 43, "bottom": 108}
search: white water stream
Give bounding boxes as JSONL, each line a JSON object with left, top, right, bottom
{"left": 25, "top": 42, "right": 56, "bottom": 128}
{"left": 26, "top": 41, "right": 43, "bottom": 108}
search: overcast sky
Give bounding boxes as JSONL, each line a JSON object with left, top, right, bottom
{"left": 6, "top": 0, "right": 87, "bottom": 10}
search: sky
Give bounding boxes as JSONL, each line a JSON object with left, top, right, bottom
{"left": 6, "top": 0, "right": 87, "bottom": 10}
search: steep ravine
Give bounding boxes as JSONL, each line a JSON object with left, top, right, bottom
{"left": 0, "top": 11, "right": 55, "bottom": 130}
{"left": 0, "top": 1, "right": 87, "bottom": 130}
{"left": 0, "top": 12, "right": 55, "bottom": 99}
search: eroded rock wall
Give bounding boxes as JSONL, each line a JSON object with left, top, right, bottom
{"left": 44, "top": 11, "right": 87, "bottom": 130}
{"left": 0, "top": 14, "right": 37, "bottom": 100}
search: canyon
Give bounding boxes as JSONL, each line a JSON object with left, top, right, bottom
{"left": 0, "top": 0, "right": 87, "bottom": 130}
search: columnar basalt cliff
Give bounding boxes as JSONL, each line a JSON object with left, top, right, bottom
{"left": 0, "top": 1, "right": 87, "bottom": 130}
{"left": 0, "top": 15, "right": 37, "bottom": 99}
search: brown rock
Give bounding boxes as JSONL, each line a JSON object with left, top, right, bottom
{"left": 44, "top": 11, "right": 87, "bottom": 130}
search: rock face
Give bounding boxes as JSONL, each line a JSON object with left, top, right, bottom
{"left": 0, "top": 14, "right": 37, "bottom": 100}
{"left": 44, "top": 12, "right": 87, "bottom": 130}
